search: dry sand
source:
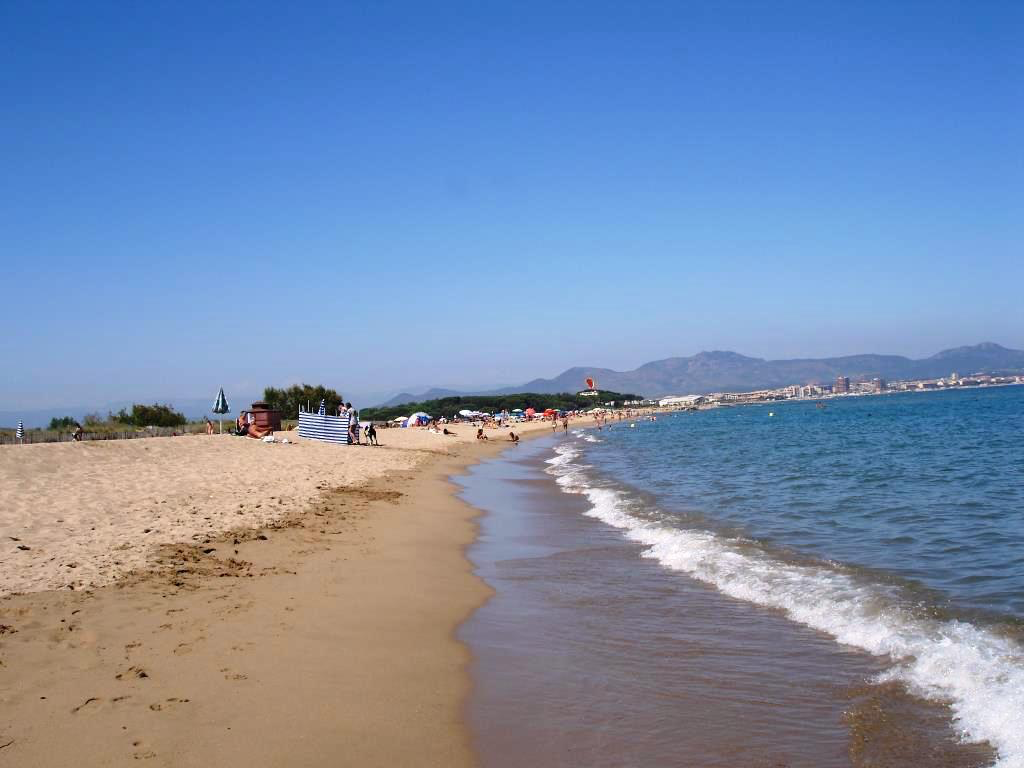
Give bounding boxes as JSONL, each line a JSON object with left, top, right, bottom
{"left": 0, "top": 418, "right": 562, "bottom": 766}
{"left": 0, "top": 424, "right": 548, "bottom": 596}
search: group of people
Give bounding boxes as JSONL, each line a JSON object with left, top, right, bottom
{"left": 228, "top": 401, "right": 379, "bottom": 446}
{"left": 551, "top": 416, "right": 570, "bottom": 433}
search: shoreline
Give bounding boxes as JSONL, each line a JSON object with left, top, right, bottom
{"left": 0, "top": 419, "right": 562, "bottom": 766}
{"left": 458, "top": 422, "right": 1002, "bottom": 768}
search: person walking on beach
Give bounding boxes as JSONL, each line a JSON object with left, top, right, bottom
{"left": 562, "top": 416, "right": 569, "bottom": 434}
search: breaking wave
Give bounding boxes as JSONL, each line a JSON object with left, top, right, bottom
{"left": 544, "top": 441, "right": 1024, "bottom": 768}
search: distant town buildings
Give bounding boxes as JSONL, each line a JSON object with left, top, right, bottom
{"left": 649, "top": 371, "right": 1022, "bottom": 412}
{"left": 658, "top": 395, "right": 705, "bottom": 408}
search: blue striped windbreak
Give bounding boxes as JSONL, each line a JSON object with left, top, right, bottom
{"left": 298, "top": 411, "right": 351, "bottom": 444}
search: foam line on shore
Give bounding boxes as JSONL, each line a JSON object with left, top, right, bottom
{"left": 544, "top": 441, "right": 1024, "bottom": 768}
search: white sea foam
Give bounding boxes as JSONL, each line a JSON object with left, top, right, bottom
{"left": 544, "top": 442, "right": 1024, "bottom": 768}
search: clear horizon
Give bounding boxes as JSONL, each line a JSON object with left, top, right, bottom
{"left": 2, "top": 3, "right": 1021, "bottom": 412}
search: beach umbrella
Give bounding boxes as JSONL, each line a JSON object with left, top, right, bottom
{"left": 212, "top": 388, "right": 230, "bottom": 433}
{"left": 16, "top": 420, "right": 24, "bottom": 444}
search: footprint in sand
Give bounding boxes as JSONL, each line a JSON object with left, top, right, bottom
{"left": 149, "top": 697, "right": 191, "bottom": 711}
{"left": 132, "top": 742, "right": 157, "bottom": 760}
{"left": 71, "top": 697, "right": 102, "bottom": 714}
{"left": 116, "top": 666, "right": 149, "bottom": 680}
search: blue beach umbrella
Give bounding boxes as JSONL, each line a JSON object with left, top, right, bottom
{"left": 212, "top": 388, "right": 231, "bottom": 433}
{"left": 16, "top": 420, "right": 24, "bottom": 443}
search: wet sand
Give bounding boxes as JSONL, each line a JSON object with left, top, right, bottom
{"left": 457, "top": 437, "right": 995, "bottom": 768}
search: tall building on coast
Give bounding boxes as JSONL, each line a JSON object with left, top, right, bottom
{"left": 835, "top": 376, "right": 850, "bottom": 394}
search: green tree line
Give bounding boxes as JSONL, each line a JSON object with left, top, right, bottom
{"left": 110, "top": 404, "right": 187, "bottom": 427}
{"left": 360, "top": 391, "right": 638, "bottom": 422}
{"left": 48, "top": 403, "right": 186, "bottom": 430}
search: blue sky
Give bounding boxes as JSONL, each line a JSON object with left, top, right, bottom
{"left": 1, "top": 1, "right": 1021, "bottom": 410}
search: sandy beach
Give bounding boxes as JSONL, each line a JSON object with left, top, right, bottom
{"left": 0, "top": 419, "right": 561, "bottom": 766}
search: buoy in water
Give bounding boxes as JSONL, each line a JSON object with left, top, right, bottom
{"left": 769, "top": 412, "right": 774, "bottom": 417}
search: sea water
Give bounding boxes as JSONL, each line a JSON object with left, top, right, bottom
{"left": 542, "top": 386, "right": 1024, "bottom": 766}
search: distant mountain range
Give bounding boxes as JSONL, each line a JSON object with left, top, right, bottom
{"left": 381, "top": 388, "right": 465, "bottom": 407}
{"left": 6, "top": 343, "right": 1022, "bottom": 428}
{"left": 381, "top": 342, "right": 1024, "bottom": 404}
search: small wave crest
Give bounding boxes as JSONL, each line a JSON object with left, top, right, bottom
{"left": 544, "top": 442, "right": 1024, "bottom": 768}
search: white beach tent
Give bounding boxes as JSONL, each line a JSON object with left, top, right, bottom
{"left": 406, "top": 412, "right": 431, "bottom": 427}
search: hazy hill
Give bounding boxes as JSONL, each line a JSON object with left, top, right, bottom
{"left": 380, "top": 388, "right": 465, "bottom": 407}
{"left": 499, "top": 343, "right": 1024, "bottom": 398}
{"left": 380, "top": 343, "right": 1024, "bottom": 405}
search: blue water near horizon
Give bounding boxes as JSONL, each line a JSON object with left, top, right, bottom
{"left": 546, "top": 385, "right": 1024, "bottom": 767}
{"left": 590, "top": 386, "right": 1024, "bottom": 620}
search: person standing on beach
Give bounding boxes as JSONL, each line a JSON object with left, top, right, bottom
{"left": 562, "top": 416, "right": 569, "bottom": 434}
{"left": 346, "top": 402, "right": 359, "bottom": 444}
